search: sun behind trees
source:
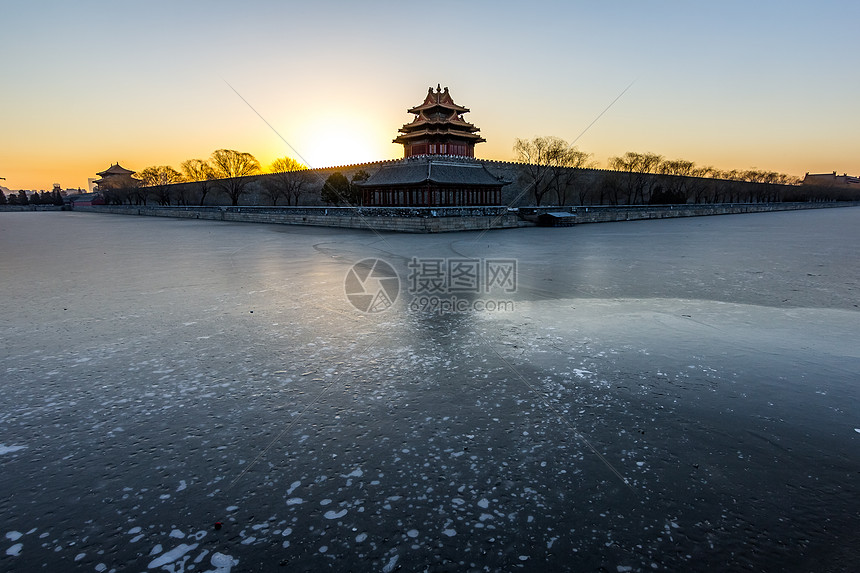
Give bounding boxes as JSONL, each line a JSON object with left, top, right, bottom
{"left": 129, "top": 150, "right": 313, "bottom": 206}
{"left": 262, "top": 157, "right": 311, "bottom": 206}
{"left": 138, "top": 150, "right": 262, "bottom": 206}
{"left": 180, "top": 159, "right": 216, "bottom": 206}
{"left": 138, "top": 165, "right": 184, "bottom": 205}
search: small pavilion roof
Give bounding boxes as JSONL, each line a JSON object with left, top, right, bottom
{"left": 96, "top": 163, "right": 135, "bottom": 177}
{"left": 407, "top": 85, "right": 470, "bottom": 114}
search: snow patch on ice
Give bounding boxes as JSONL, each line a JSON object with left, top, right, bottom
{"left": 147, "top": 543, "right": 198, "bottom": 568}
{"left": 382, "top": 555, "right": 399, "bottom": 573}
{"left": 6, "top": 543, "right": 22, "bottom": 556}
{"left": 0, "top": 445, "right": 26, "bottom": 455}
{"left": 209, "top": 552, "right": 238, "bottom": 572}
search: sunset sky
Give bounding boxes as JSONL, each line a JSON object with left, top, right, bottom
{"left": 2, "top": 0, "right": 858, "bottom": 191}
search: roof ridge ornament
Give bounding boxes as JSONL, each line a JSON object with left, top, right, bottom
{"left": 395, "top": 86, "right": 486, "bottom": 158}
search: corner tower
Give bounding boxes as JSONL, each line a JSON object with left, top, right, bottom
{"left": 394, "top": 85, "right": 486, "bottom": 158}
{"left": 94, "top": 163, "right": 136, "bottom": 191}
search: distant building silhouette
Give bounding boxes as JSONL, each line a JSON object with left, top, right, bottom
{"left": 92, "top": 163, "right": 136, "bottom": 204}
{"left": 94, "top": 163, "right": 136, "bottom": 192}
{"left": 802, "top": 171, "right": 860, "bottom": 189}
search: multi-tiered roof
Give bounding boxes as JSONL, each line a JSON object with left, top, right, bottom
{"left": 394, "top": 85, "right": 486, "bottom": 158}
{"left": 94, "top": 163, "right": 137, "bottom": 191}
{"left": 357, "top": 85, "right": 506, "bottom": 207}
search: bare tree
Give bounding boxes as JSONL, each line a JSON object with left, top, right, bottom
{"left": 270, "top": 157, "right": 306, "bottom": 173}
{"left": 138, "top": 166, "right": 183, "bottom": 205}
{"left": 514, "top": 136, "right": 591, "bottom": 206}
{"left": 181, "top": 159, "right": 216, "bottom": 205}
{"left": 608, "top": 151, "right": 664, "bottom": 204}
{"left": 550, "top": 148, "right": 594, "bottom": 206}
{"left": 263, "top": 157, "right": 309, "bottom": 206}
{"left": 654, "top": 158, "right": 696, "bottom": 203}
{"left": 210, "top": 149, "right": 261, "bottom": 206}
{"left": 514, "top": 137, "right": 557, "bottom": 206}
{"left": 689, "top": 165, "right": 718, "bottom": 203}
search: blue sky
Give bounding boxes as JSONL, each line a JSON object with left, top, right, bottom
{"left": 2, "top": 0, "right": 858, "bottom": 190}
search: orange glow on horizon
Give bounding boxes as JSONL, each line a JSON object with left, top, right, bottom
{"left": 263, "top": 115, "right": 396, "bottom": 170}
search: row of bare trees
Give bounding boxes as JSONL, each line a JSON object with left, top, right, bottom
{"left": 512, "top": 136, "right": 596, "bottom": 206}
{"left": 604, "top": 151, "right": 802, "bottom": 205}
{"left": 513, "top": 137, "right": 805, "bottom": 206}
{"left": 103, "top": 149, "right": 313, "bottom": 207}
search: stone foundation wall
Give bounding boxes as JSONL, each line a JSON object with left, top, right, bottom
{"left": 519, "top": 202, "right": 859, "bottom": 224}
{"left": 0, "top": 205, "right": 66, "bottom": 212}
{"left": 76, "top": 205, "right": 522, "bottom": 233}
{"left": 75, "top": 202, "right": 858, "bottom": 232}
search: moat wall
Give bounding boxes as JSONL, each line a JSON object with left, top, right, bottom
{"left": 0, "top": 205, "right": 65, "bottom": 212}
{"left": 76, "top": 205, "right": 523, "bottom": 233}
{"left": 73, "top": 202, "right": 859, "bottom": 232}
{"left": 519, "top": 201, "right": 860, "bottom": 224}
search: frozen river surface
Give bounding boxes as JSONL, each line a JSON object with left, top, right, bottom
{"left": 1, "top": 209, "right": 858, "bottom": 572}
